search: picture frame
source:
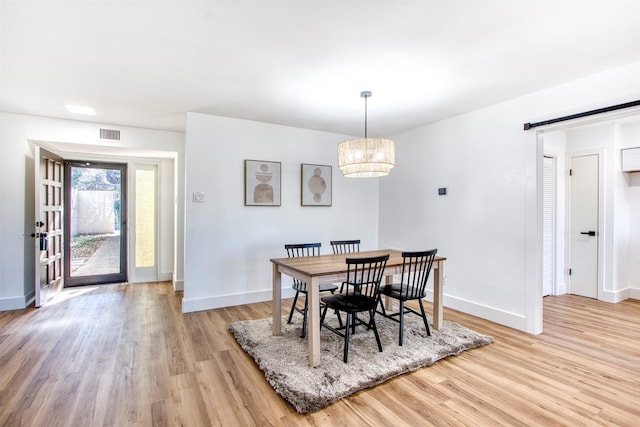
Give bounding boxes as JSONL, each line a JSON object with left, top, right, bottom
{"left": 244, "top": 160, "right": 281, "bottom": 206}
{"left": 301, "top": 163, "right": 332, "bottom": 206}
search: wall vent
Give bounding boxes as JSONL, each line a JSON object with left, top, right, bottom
{"left": 99, "top": 128, "right": 121, "bottom": 141}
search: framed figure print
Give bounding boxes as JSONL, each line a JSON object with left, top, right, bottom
{"left": 244, "top": 160, "right": 281, "bottom": 206}
{"left": 301, "top": 163, "right": 332, "bottom": 206}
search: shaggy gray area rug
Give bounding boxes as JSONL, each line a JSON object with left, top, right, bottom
{"left": 229, "top": 311, "right": 493, "bottom": 413}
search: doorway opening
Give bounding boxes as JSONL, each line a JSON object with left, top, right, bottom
{"left": 64, "top": 161, "right": 127, "bottom": 286}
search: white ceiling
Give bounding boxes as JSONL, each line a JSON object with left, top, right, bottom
{"left": 2, "top": 0, "right": 640, "bottom": 136}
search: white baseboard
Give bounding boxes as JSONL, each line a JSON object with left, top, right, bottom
{"left": 0, "top": 291, "right": 33, "bottom": 311}
{"left": 158, "top": 272, "right": 172, "bottom": 282}
{"left": 182, "top": 286, "right": 529, "bottom": 332}
{"left": 602, "top": 286, "right": 640, "bottom": 302}
{"left": 172, "top": 276, "right": 184, "bottom": 292}
{"left": 425, "top": 289, "right": 528, "bottom": 332}
{"left": 182, "top": 286, "right": 528, "bottom": 332}
{"left": 602, "top": 288, "right": 628, "bottom": 303}
{"left": 182, "top": 287, "right": 296, "bottom": 313}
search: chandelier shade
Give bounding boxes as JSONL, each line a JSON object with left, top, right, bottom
{"left": 337, "top": 91, "right": 395, "bottom": 178}
{"left": 338, "top": 137, "right": 395, "bottom": 177}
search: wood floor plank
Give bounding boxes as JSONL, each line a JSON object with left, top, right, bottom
{"left": 1, "top": 283, "right": 640, "bottom": 425}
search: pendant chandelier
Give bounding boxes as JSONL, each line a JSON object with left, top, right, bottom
{"left": 338, "top": 91, "right": 395, "bottom": 178}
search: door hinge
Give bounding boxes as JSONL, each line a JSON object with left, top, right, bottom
{"left": 569, "top": 268, "right": 572, "bottom": 276}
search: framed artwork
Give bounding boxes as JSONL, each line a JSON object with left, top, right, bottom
{"left": 244, "top": 160, "right": 281, "bottom": 206}
{"left": 301, "top": 163, "right": 332, "bottom": 206}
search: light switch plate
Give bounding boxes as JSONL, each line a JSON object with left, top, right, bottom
{"left": 193, "top": 191, "right": 205, "bottom": 203}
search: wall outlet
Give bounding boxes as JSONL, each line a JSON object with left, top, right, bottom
{"left": 193, "top": 191, "right": 205, "bottom": 203}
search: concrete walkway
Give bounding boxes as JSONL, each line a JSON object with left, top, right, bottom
{"left": 73, "top": 234, "right": 121, "bottom": 276}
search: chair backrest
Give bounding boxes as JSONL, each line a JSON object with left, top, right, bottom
{"left": 343, "top": 254, "right": 389, "bottom": 300}
{"left": 285, "top": 243, "right": 321, "bottom": 287}
{"left": 398, "top": 249, "right": 438, "bottom": 299}
{"left": 285, "top": 242, "right": 321, "bottom": 258}
{"left": 330, "top": 239, "right": 360, "bottom": 254}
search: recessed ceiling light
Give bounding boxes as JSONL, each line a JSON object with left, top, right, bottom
{"left": 65, "top": 104, "right": 96, "bottom": 115}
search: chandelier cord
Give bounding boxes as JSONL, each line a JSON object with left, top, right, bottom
{"left": 363, "top": 94, "right": 368, "bottom": 138}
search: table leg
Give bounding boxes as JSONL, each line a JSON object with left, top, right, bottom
{"left": 307, "top": 276, "right": 321, "bottom": 367}
{"left": 384, "top": 274, "right": 393, "bottom": 311}
{"left": 272, "top": 263, "right": 282, "bottom": 336}
{"left": 432, "top": 260, "right": 444, "bottom": 330}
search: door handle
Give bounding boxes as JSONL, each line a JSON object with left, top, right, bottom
{"left": 580, "top": 231, "right": 597, "bottom": 236}
{"left": 40, "top": 232, "right": 48, "bottom": 251}
{"left": 30, "top": 232, "right": 49, "bottom": 250}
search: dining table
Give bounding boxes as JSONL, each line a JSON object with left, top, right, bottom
{"left": 270, "top": 249, "right": 446, "bottom": 367}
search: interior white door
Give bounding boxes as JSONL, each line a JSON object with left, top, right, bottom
{"left": 569, "top": 154, "right": 599, "bottom": 299}
{"left": 34, "top": 147, "right": 65, "bottom": 306}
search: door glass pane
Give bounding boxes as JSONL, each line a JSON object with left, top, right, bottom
{"left": 135, "top": 169, "right": 155, "bottom": 267}
{"left": 69, "top": 166, "right": 122, "bottom": 276}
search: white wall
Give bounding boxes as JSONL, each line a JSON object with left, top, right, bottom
{"left": 0, "top": 112, "right": 184, "bottom": 310}
{"left": 182, "top": 113, "right": 380, "bottom": 312}
{"left": 380, "top": 60, "right": 640, "bottom": 334}
{"left": 380, "top": 103, "right": 539, "bottom": 332}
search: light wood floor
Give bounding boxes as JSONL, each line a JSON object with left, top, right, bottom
{"left": 1, "top": 282, "right": 639, "bottom": 426}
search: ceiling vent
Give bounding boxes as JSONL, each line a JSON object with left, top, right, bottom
{"left": 99, "top": 128, "right": 121, "bottom": 141}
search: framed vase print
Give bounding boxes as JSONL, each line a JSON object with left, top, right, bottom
{"left": 244, "top": 160, "right": 281, "bottom": 206}
{"left": 301, "top": 163, "right": 332, "bottom": 206}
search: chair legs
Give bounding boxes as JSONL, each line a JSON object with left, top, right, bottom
{"left": 369, "top": 309, "right": 383, "bottom": 354}
{"left": 287, "top": 291, "right": 309, "bottom": 338}
{"left": 343, "top": 313, "right": 351, "bottom": 363}
{"left": 399, "top": 301, "right": 405, "bottom": 346}
{"left": 377, "top": 297, "right": 431, "bottom": 346}
{"left": 321, "top": 306, "right": 382, "bottom": 363}
{"left": 342, "top": 312, "right": 382, "bottom": 363}
{"left": 418, "top": 299, "right": 431, "bottom": 337}
{"left": 287, "top": 291, "right": 300, "bottom": 324}
{"left": 290, "top": 290, "right": 339, "bottom": 339}
{"left": 300, "top": 295, "right": 309, "bottom": 338}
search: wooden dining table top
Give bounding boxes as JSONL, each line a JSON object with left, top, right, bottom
{"left": 270, "top": 249, "right": 445, "bottom": 277}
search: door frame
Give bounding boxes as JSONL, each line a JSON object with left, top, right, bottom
{"left": 565, "top": 149, "right": 604, "bottom": 300}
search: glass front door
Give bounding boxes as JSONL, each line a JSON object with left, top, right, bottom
{"left": 64, "top": 161, "right": 127, "bottom": 286}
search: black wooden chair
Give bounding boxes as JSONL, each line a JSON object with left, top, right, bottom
{"left": 330, "top": 240, "right": 360, "bottom": 293}
{"left": 377, "top": 249, "right": 438, "bottom": 346}
{"left": 330, "top": 239, "right": 360, "bottom": 254}
{"left": 285, "top": 243, "right": 338, "bottom": 338}
{"left": 320, "top": 254, "right": 389, "bottom": 363}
